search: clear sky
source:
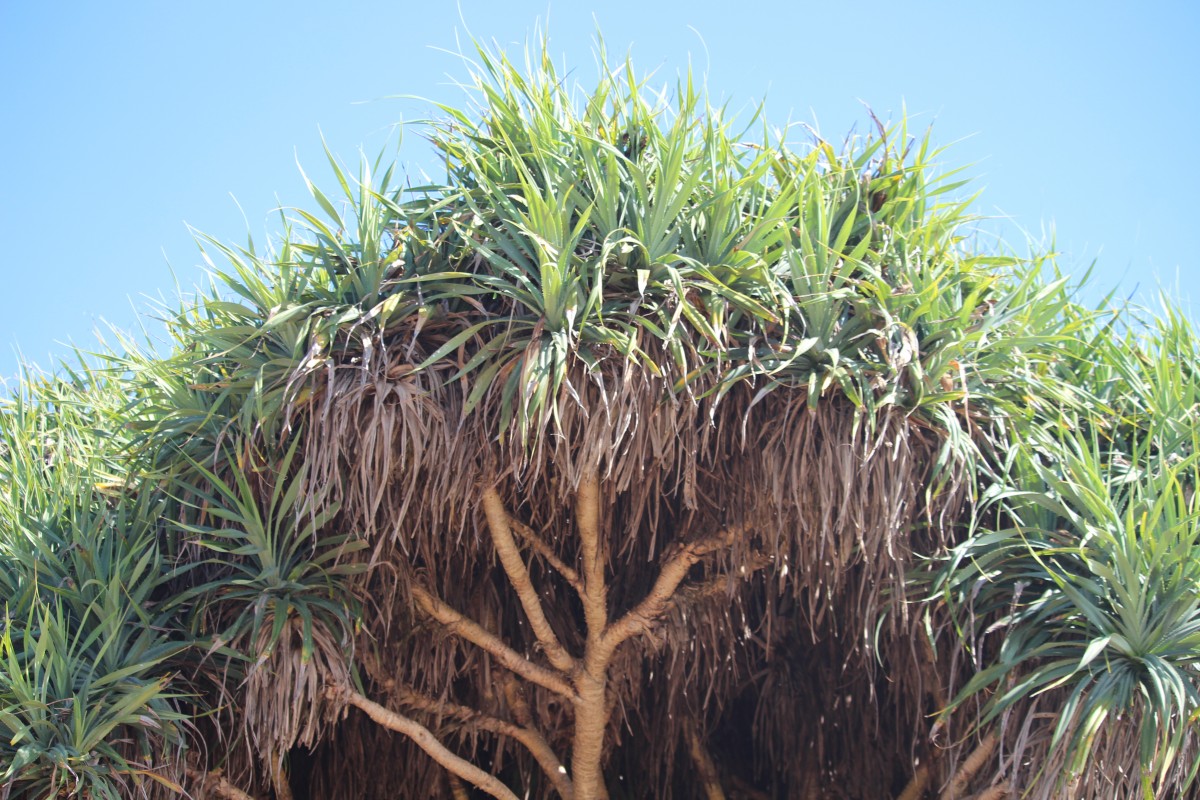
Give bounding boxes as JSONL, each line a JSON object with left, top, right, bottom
{"left": 2, "top": 1, "right": 1196, "bottom": 382}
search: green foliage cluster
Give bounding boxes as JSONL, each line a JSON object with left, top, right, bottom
{"left": 0, "top": 374, "right": 187, "bottom": 798}
{"left": 933, "top": 309, "right": 1200, "bottom": 794}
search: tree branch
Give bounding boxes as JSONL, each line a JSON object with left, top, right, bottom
{"left": 394, "top": 682, "right": 574, "bottom": 800}
{"left": 666, "top": 551, "right": 771, "bottom": 610}
{"left": 333, "top": 686, "right": 521, "bottom": 800}
{"left": 510, "top": 517, "right": 582, "bottom": 593}
{"left": 601, "top": 526, "right": 746, "bottom": 655}
{"left": 896, "top": 764, "right": 930, "bottom": 800}
{"left": 411, "top": 584, "right": 576, "bottom": 698}
{"left": 482, "top": 486, "right": 577, "bottom": 674}
{"left": 940, "top": 732, "right": 998, "bottom": 800}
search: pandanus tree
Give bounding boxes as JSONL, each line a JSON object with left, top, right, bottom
{"left": 3, "top": 36, "right": 1200, "bottom": 800}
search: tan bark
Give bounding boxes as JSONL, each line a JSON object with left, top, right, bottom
{"left": 571, "top": 668, "right": 610, "bottom": 800}
{"left": 897, "top": 764, "right": 930, "bottom": 800}
{"left": 482, "top": 485, "right": 577, "bottom": 674}
{"left": 510, "top": 517, "right": 582, "bottom": 592}
{"left": 599, "top": 526, "right": 744, "bottom": 658}
{"left": 336, "top": 686, "right": 521, "bottom": 800}
{"left": 575, "top": 473, "right": 608, "bottom": 647}
{"left": 940, "top": 732, "right": 998, "bottom": 800}
{"left": 571, "top": 472, "right": 612, "bottom": 800}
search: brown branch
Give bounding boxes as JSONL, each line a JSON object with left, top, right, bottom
{"left": 510, "top": 517, "right": 582, "bottom": 592}
{"left": 968, "top": 785, "right": 1010, "bottom": 800}
{"left": 575, "top": 473, "right": 608, "bottom": 649}
{"left": 411, "top": 584, "right": 576, "bottom": 698}
{"left": 394, "top": 684, "right": 521, "bottom": 737}
{"left": 667, "top": 552, "right": 771, "bottom": 610}
{"left": 685, "top": 721, "right": 727, "bottom": 800}
{"left": 482, "top": 486, "right": 577, "bottom": 674}
{"left": 185, "top": 768, "right": 261, "bottom": 800}
{"left": 569, "top": 495, "right": 751, "bottom": 800}
{"left": 335, "top": 686, "right": 521, "bottom": 800}
{"left": 498, "top": 672, "right": 576, "bottom": 799}
{"left": 500, "top": 669, "right": 535, "bottom": 728}
{"left": 600, "top": 526, "right": 745, "bottom": 655}
{"left": 572, "top": 472, "right": 612, "bottom": 800}
{"left": 896, "top": 764, "right": 930, "bottom": 800}
{"left": 395, "top": 682, "right": 574, "bottom": 800}
{"left": 940, "top": 732, "right": 998, "bottom": 800}
{"left": 607, "top": 552, "right": 769, "bottom": 651}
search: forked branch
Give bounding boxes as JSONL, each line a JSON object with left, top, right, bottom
{"left": 405, "top": 478, "right": 755, "bottom": 800}
{"left": 666, "top": 551, "right": 772, "bottom": 612}
{"left": 601, "top": 525, "right": 747, "bottom": 656}
{"left": 567, "top": 473, "right": 754, "bottom": 800}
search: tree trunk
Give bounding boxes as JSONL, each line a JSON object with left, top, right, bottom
{"left": 571, "top": 666, "right": 611, "bottom": 800}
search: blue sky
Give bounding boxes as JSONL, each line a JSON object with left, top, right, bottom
{"left": 2, "top": 1, "right": 1196, "bottom": 382}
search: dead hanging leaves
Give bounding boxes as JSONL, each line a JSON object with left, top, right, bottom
{"left": 271, "top": 336, "right": 975, "bottom": 799}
